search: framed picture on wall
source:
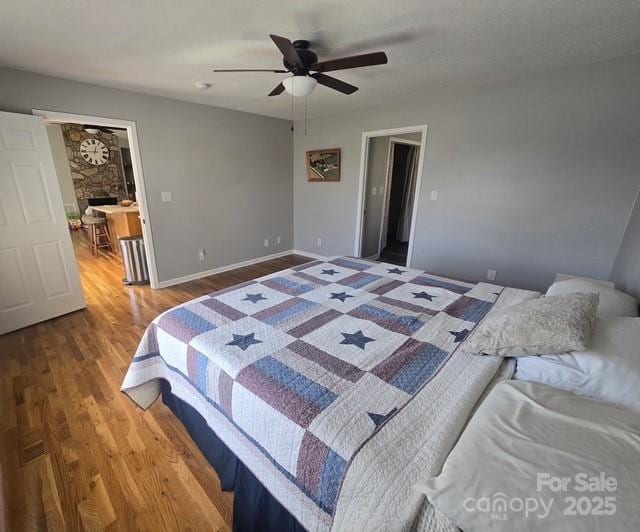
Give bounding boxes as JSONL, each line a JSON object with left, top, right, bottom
{"left": 306, "top": 148, "right": 341, "bottom": 182}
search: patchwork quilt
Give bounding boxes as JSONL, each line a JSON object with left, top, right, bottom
{"left": 122, "top": 257, "right": 538, "bottom": 531}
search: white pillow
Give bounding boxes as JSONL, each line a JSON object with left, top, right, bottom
{"left": 546, "top": 279, "right": 638, "bottom": 317}
{"left": 514, "top": 317, "right": 640, "bottom": 411}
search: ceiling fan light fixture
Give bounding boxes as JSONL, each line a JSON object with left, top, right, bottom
{"left": 282, "top": 75, "right": 317, "bottom": 97}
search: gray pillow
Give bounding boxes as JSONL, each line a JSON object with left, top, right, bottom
{"left": 462, "top": 292, "right": 598, "bottom": 357}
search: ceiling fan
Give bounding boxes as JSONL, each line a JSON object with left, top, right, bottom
{"left": 213, "top": 34, "right": 388, "bottom": 97}
{"left": 83, "top": 125, "right": 116, "bottom": 134}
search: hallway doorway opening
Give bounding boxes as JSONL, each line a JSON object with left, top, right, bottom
{"left": 355, "top": 125, "right": 427, "bottom": 267}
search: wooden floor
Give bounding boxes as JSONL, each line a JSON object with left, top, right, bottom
{"left": 0, "top": 231, "right": 311, "bottom": 531}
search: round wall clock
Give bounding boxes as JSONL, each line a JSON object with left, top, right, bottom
{"left": 80, "top": 138, "right": 109, "bottom": 165}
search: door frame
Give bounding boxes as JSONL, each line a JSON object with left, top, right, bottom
{"left": 354, "top": 124, "right": 428, "bottom": 267}
{"left": 32, "top": 109, "right": 160, "bottom": 289}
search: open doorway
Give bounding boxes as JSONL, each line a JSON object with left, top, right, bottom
{"left": 355, "top": 126, "right": 427, "bottom": 267}
{"left": 34, "top": 110, "right": 159, "bottom": 289}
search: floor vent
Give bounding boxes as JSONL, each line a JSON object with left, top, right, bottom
{"left": 22, "top": 440, "right": 47, "bottom": 464}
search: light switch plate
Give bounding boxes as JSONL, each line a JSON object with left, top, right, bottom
{"left": 430, "top": 190, "right": 438, "bottom": 201}
{"left": 161, "top": 191, "right": 172, "bottom": 202}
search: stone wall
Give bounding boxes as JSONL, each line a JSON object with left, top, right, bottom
{"left": 61, "top": 123, "right": 126, "bottom": 212}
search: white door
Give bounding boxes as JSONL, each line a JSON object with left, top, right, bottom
{"left": 0, "top": 111, "right": 85, "bottom": 335}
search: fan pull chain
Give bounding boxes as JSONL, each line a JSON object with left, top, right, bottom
{"left": 290, "top": 91, "right": 294, "bottom": 132}
{"left": 304, "top": 96, "right": 308, "bottom": 136}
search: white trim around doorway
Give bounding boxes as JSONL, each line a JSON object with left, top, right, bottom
{"left": 32, "top": 109, "right": 160, "bottom": 289}
{"left": 353, "top": 124, "right": 428, "bottom": 267}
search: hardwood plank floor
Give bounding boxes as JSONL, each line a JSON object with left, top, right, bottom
{"left": 0, "top": 231, "right": 312, "bottom": 531}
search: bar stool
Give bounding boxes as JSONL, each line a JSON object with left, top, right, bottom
{"left": 82, "top": 215, "right": 113, "bottom": 256}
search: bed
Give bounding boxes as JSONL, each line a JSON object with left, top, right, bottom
{"left": 121, "top": 256, "right": 539, "bottom": 531}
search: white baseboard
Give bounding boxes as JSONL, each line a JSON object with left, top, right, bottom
{"left": 156, "top": 249, "right": 328, "bottom": 289}
{"left": 291, "top": 249, "right": 327, "bottom": 260}
{"left": 157, "top": 250, "right": 291, "bottom": 289}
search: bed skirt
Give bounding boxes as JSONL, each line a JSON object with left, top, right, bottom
{"left": 160, "top": 380, "right": 306, "bottom": 532}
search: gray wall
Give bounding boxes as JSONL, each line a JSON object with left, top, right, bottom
{"left": 5, "top": 53, "right": 639, "bottom": 291}
{"left": 0, "top": 67, "right": 293, "bottom": 283}
{"left": 294, "top": 54, "right": 640, "bottom": 291}
{"left": 46, "top": 123, "right": 79, "bottom": 214}
{"left": 361, "top": 133, "right": 421, "bottom": 258}
{"left": 610, "top": 192, "right": 640, "bottom": 298}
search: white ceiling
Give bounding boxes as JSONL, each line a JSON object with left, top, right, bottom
{"left": 2, "top": 0, "right": 640, "bottom": 120}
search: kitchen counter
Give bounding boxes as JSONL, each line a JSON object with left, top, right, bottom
{"left": 91, "top": 205, "right": 141, "bottom": 215}
{"left": 91, "top": 204, "right": 142, "bottom": 242}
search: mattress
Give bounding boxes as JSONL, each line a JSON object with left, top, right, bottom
{"left": 122, "top": 256, "right": 538, "bottom": 531}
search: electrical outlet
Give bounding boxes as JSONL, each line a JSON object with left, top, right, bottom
{"left": 487, "top": 269, "right": 497, "bottom": 281}
{"left": 264, "top": 239, "right": 269, "bottom": 248}
{"left": 276, "top": 236, "right": 282, "bottom": 245}
{"left": 430, "top": 190, "right": 438, "bottom": 201}
{"left": 198, "top": 249, "right": 206, "bottom": 261}
{"left": 316, "top": 238, "right": 322, "bottom": 248}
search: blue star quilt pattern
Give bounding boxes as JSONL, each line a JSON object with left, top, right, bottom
{"left": 122, "top": 256, "right": 536, "bottom": 531}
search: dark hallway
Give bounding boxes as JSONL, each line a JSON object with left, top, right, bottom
{"left": 379, "top": 143, "right": 412, "bottom": 265}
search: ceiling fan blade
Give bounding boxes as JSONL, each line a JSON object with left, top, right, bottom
{"left": 213, "top": 69, "right": 288, "bottom": 73}
{"left": 83, "top": 124, "right": 113, "bottom": 133}
{"left": 270, "top": 34, "right": 304, "bottom": 70}
{"left": 311, "top": 73, "right": 358, "bottom": 95}
{"left": 268, "top": 83, "right": 286, "bottom": 96}
{"left": 310, "top": 51, "right": 388, "bottom": 72}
